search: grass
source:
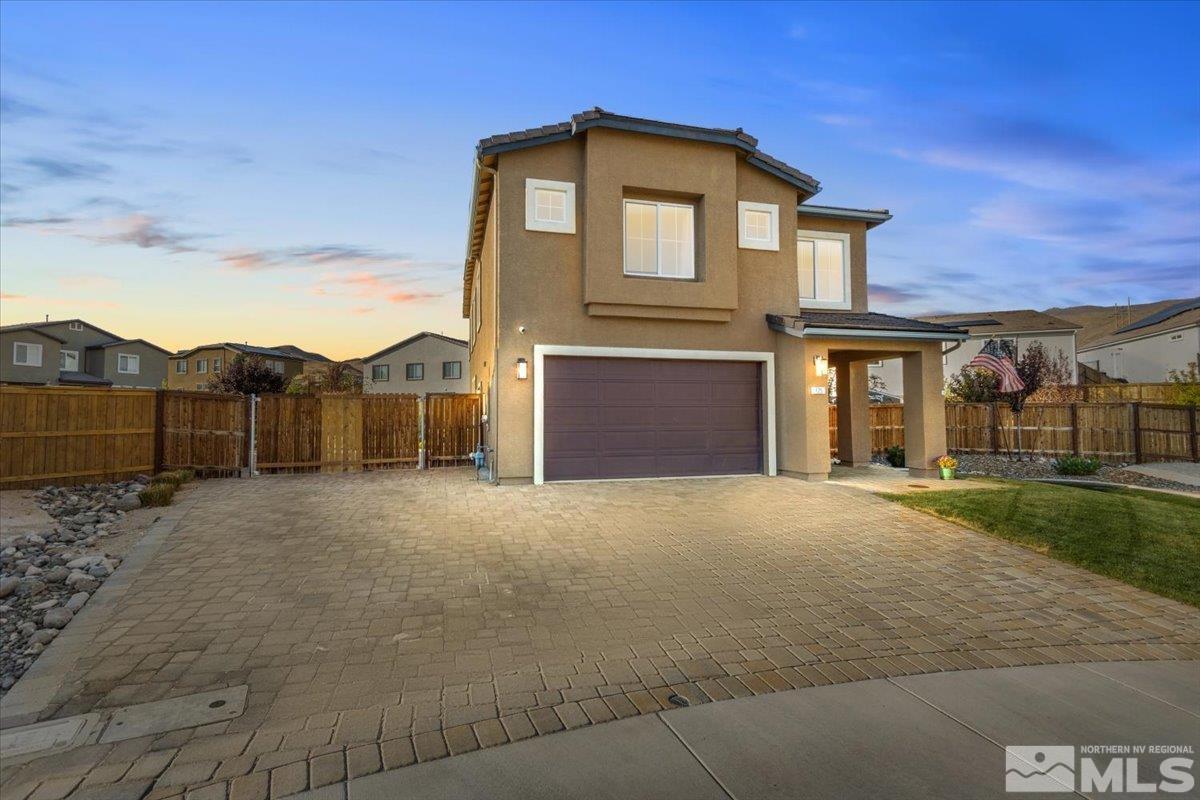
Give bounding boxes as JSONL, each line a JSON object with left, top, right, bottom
{"left": 881, "top": 481, "right": 1200, "bottom": 607}
{"left": 138, "top": 482, "right": 177, "bottom": 507}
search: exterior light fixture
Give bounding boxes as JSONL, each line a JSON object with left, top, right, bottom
{"left": 516, "top": 358, "right": 528, "bottom": 380}
{"left": 813, "top": 355, "right": 829, "bottom": 376}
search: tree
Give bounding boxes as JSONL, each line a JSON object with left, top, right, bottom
{"left": 945, "top": 367, "right": 1000, "bottom": 402}
{"left": 206, "top": 354, "right": 285, "bottom": 394}
{"left": 1167, "top": 362, "right": 1200, "bottom": 407}
{"left": 286, "top": 362, "right": 362, "bottom": 395}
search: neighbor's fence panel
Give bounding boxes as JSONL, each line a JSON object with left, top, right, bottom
{"left": 161, "top": 390, "right": 246, "bottom": 476}
{"left": 1137, "top": 403, "right": 1199, "bottom": 463}
{"left": 1082, "top": 383, "right": 1176, "bottom": 403}
{"left": 425, "top": 393, "right": 481, "bottom": 467}
{"left": 0, "top": 386, "right": 156, "bottom": 489}
{"left": 256, "top": 395, "right": 322, "bottom": 473}
{"left": 362, "top": 393, "right": 420, "bottom": 470}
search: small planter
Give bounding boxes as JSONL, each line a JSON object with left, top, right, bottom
{"left": 939, "top": 467, "right": 956, "bottom": 481}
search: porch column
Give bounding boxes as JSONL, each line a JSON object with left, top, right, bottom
{"left": 901, "top": 343, "right": 948, "bottom": 478}
{"left": 834, "top": 358, "right": 871, "bottom": 467}
{"left": 775, "top": 334, "right": 831, "bottom": 480}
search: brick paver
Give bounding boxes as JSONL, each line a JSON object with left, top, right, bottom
{"left": 3, "top": 469, "right": 1197, "bottom": 799}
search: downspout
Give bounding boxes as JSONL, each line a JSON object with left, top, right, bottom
{"left": 479, "top": 159, "right": 500, "bottom": 483}
{"left": 941, "top": 340, "right": 963, "bottom": 359}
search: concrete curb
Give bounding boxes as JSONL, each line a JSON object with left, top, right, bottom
{"left": 0, "top": 488, "right": 201, "bottom": 729}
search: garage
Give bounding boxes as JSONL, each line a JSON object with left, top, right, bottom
{"left": 542, "top": 355, "right": 763, "bottom": 481}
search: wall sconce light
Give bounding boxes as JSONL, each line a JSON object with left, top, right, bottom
{"left": 813, "top": 355, "right": 829, "bottom": 377}
{"left": 516, "top": 358, "right": 528, "bottom": 380}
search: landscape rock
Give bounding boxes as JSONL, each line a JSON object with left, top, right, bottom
{"left": 41, "top": 607, "right": 73, "bottom": 629}
{"left": 65, "top": 592, "right": 90, "bottom": 613}
{"left": 30, "top": 628, "right": 58, "bottom": 645}
{"left": 66, "top": 573, "right": 100, "bottom": 592}
{"left": 0, "top": 577, "right": 18, "bottom": 599}
{"left": 112, "top": 494, "right": 141, "bottom": 511}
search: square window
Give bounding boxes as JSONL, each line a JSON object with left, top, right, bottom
{"left": 372, "top": 364, "right": 390, "bottom": 381}
{"left": 442, "top": 361, "right": 462, "bottom": 380}
{"left": 737, "top": 201, "right": 779, "bottom": 250}
{"left": 797, "top": 231, "right": 850, "bottom": 309}
{"left": 60, "top": 350, "right": 79, "bottom": 371}
{"left": 118, "top": 353, "right": 140, "bottom": 374}
{"left": 525, "top": 178, "right": 576, "bottom": 234}
{"left": 406, "top": 362, "right": 424, "bottom": 381}
{"left": 68, "top": 321, "right": 83, "bottom": 331}
{"left": 175, "top": 360, "right": 188, "bottom": 374}
{"left": 13, "top": 342, "right": 43, "bottom": 367}
{"left": 623, "top": 200, "right": 695, "bottom": 279}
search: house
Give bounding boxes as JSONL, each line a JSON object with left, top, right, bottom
{"left": 166, "top": 343, "right": 305, "bottom": 391}
{"left": 362, "top": 332, "right": 468, "bottom": 394}
{"left": 271, "top": 345, "right": 364, "bottom": 386}
{"left": 870, "top": 310, "right": 1081, "bottom": 398}
{"left": 462, "top": 108, "right": 967, "bottom": 484}
{"left": 1050, "top": 297, "right": 1200, "bottom": 383}
{"left": 0, "top": 318, "right": 169, "bottom": 388}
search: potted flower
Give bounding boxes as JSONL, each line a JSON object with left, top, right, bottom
{"left": 936, "top": 455, "right": 958, "bottom": 480}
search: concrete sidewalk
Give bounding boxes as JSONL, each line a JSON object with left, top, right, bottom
{"left": 289, "top": 660, "right": 1200, "bottom": 800}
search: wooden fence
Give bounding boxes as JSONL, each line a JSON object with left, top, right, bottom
{"left": 0, "top": 386, "right": 482, "bottom": 487}
{"left": 1081, "top": 383, "right": 1179, "bottom": 403}
{"left": 830, "top": 401, "right": 1199, "bottom": 464}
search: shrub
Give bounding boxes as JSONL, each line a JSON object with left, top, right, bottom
{"left": 138, "top": 483, "right": 176, "bottom": 507}
{"left": 151, "top": 471, "right": 184, "bottom": 487}
{"left": 174, "top": 469, "right": 195, "bottom": 483}
{"left": 1053, "top": 456, "right": 1101, "bottom": 476}
{"left": 885, "top": 445, "right": 905, "bottom": 468}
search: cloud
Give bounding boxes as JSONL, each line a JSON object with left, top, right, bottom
{"left": 0, "top": 94, "right": 47, "bottom": 123}
{"left": 970, "top": 195, "right": 1126, "bottom": 243}
{"left": 220, "top": 244, "right": 416, "bottom": 271}
{"left": 350, "top": 306, "right": 375, "bottom": 315}
{"left": 311, "top": 269, "right": 448, "bottom": 305}
{"left": 19, "top": 155, "right": 111, "bottom": 182}
{"left": 3, "top": 212, "right": 201, "bottom": 253}
{"left": 814, "top": 113, "right": 869, "bottom": 128}
{"left": 868, "top": 283, "right": 927, "bottom": 304}
{"left": 0, "top": 292, "right": 26, "bottom": 300}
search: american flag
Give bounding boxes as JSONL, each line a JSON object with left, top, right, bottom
{"left": 968, "top": 339, "right": 1025, "bottom": 393}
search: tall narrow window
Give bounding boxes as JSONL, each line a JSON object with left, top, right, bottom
{"left": 623, "top": 200, "right": 694, "bottom": 279}
{"left": 797, "top": 231, "right": 850, "bottom": 308}
{"left": 197, "top": 359, "right": 208, "bottom": 374}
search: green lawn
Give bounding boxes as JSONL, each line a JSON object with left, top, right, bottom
{"left": 880, "top": 482, "right": 1200, "bottom": 607}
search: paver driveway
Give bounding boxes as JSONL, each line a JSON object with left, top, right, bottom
{"left": 4, "top": 469, "right": 1198, "bottom": 800}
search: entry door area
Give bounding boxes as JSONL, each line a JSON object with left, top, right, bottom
{"left": 542, "top": 356, "right": 762, "bottom": 481}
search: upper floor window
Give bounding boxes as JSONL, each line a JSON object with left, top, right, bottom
{"left": 118, "top": 353, "right": 140, "bottom": 374}
{"left": 406, "top": 362, "right": 424, "bottom": 381}
{"left": 213, "top": 357, "right": 222, "bottom": 372}
{"left": 372, "top": 364, "right": 390, "bottom": 381}
{"left": 13, "top": 342, "right": 42, "bottom": 367}
{"left": 68, "top": 321, "right": 83, "bottom": 331}
{"left": 60, "top": 350, "right": 79, "bottom": 371}
{"left": 623, "top": 199, "right": 695, "bottom": 279}
{"left": 267, "top": 360, "right": 285, "bottom": 374}
{"left": 797, "top": 230, "right": 851, "bottom": 309}
{"left": 737, "top": 201, "right": 779, "bottom": 251}
{"left": 197, "top": 359, "right": 208, "bottom": 374}
{"left": 175, "top": 360, "right": 188, "bottom": 374}
{"left": 443, "top": 361, "right": 462, "bottom": 380}
{"left": 524, "top": 178, "right": 575, "bottom": 234}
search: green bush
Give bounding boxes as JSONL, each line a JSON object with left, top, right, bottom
{"left": 139, "top": 483, "right": 176, "bottom": 507}
{"left": 1053, "top": 456, "right": 1101, "bottom": 476}
{"left": 151, "top": 471, "right": 183, "bottom": 487}
{"left": 174, "top": 469, "right": 195, "bottom": 483}
{"left": 885, "top": 445, "right": 905, "bottom": 468}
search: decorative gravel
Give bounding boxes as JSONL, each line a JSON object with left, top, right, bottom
{"left": 950, "top": 454, "right": 1198, "bottom": 494}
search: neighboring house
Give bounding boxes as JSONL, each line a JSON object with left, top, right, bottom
{"left": 362, "top": 332, "right": 468, "bottom": 394}
{"left": 167, "top": 343, "right": 305, "bottom": 391}
{"left": 1050, "top": 297, "right": 1200, "bottom": 383}
{"left": 870, "top": 310, "right": 1080, "bottom": 398}
{"left": 271, "top": 344, "right": 364, "bottom": 385}
{"left": 463, "top": 108, "right": 966, "bottom": 484}
{"left": 0, "top": 318, "right": 169, "bottom": 388}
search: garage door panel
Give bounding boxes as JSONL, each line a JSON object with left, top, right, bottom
{"left": 543, "top": 356, "right": 762, "bottom": 481}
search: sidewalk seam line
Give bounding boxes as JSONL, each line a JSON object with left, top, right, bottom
{"left": 656, "top": 712, "right": 738, "bottom": 800}
{"left": 885, "top": 677, "right": 1088, "bottom": 798}
{"left": 1075, "top": 662, "right": 1200, "bottom": 718}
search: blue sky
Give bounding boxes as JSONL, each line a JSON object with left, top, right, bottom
{"left": 1, "top": 1, "right": 1197, "bottom": 359}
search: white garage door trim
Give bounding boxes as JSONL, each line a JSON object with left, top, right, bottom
{"left": 533, "top": 344, "right": 776, "bottom": 485}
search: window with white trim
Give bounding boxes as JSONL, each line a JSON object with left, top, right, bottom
{"left": 60, "top": 349, "right": 79, "bottom": 371}
{"left": 68, "top": 321, "right": 83, "bottom": 331}
{"left": 13, "top": 342, "right": 42, "bottom": 367}
{"left": 197, "top": 358, "right": 208, "bottom": 374}
{"left": 868, "top": 360, "right": 884, "bottom": 368}
{"left": 524, "top": 178, "right": 575, "bottom": 234}
{"left": 737, "top": 201, "right": 779, "bottom": 251}
{"left": 118, "top": 353, "right": 140, "bottom": 374}
{"left": 372, "top": 364, "right": 390, "bottom": 381}
{"left": 623, "top": 199, "right": 695, "bottom": 279}
{"left": 797, "top": 230, "right": 851, "bottom": 309}
{"left": 175, "top": 360, "right": 188, "bottom": 374}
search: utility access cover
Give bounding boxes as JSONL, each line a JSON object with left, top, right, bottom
{"left": 100, "top": 685, "right": 247, "bottom": 743}
{"left": 1, "top": 713, "right": 98, "bottom": 759}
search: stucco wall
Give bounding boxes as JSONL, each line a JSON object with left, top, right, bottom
{"left": 477, "top": 132, "right": 875, "bottom": 482}
{"left": 1078, "top": 325, "right": 1199, "bottom": 382}
{"left": 469, "top": 191, "right": 500, "bottom": 463}
{"left": 90, "top": 343, "right": 169, "bottom": 388}
{"left": 0, "top": 330, "right": 62, "bottom": 385}
{"left": 363, "top": 336, "right": 469, "bottom": 394}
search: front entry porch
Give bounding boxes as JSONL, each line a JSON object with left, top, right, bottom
{"left": 769, "top": 311, "right": 968, "bottom": 480}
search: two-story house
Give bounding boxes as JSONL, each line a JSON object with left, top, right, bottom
{"left": 870, "top": 310, "right": 1081, "bottom": 398}
{"left": 362, "top": 332, "right": 468, "bottom": 394}
{"left": 166, "top": 343, "right": 306, "bottom": 391}
{"left": 463, "top": 109, "right": 966, "bottom": 484}
{"left": 0, "top": 318, "right": 169, "bottom": 388}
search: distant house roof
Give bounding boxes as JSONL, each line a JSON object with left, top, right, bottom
{"left": 1112, "top": 297, "right": 1200, "bottom": 335}
{"left": 0, "top": 318, "right": 124, "bottom": 340}
{"left": 767, "top": 311, "right": 967, "bottom": 339}
{"left": 58, "top": 371, "right": 112, "bottom": 386}
{"left": 1071, "top": 297, "right": 1200, "bottom": 351}
{"left": 0, "top": 323, "right": 67, "bottom": 343}
{"left": 362, "top": 332, "right": 468, "bottom": 364}
{"left": 170, "top": 343, "right": 305, "bottom": 360}
{"left": 270, "top": 344, "right": 332, "bottom": 362}
{"left": 919, "top": 310, "right": 1081, "bottom": 336}
{"left": 85, "top": 338, "right": 172, "bottom": 356}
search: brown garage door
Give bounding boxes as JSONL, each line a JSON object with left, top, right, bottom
{"left": 543, "top": 356, "right": 762, "bottom": 481}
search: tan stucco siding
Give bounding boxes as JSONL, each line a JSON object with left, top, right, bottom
{"left": 167, "top": 346, "right": 231, "bottom": 390}
{"left": 363, "top": 336, "right": 468, "bottom": 394}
